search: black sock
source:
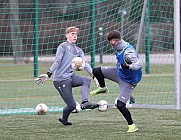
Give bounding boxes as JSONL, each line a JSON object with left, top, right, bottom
{"left": 93, "top": 67, "right": 105, "bottom": 87}
{"left": 117, "top": 100, "right": 133, "bottom": 125}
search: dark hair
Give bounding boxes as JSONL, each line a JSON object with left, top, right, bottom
{"left": 106, "top": 30, "right": 121, "bottom": 41}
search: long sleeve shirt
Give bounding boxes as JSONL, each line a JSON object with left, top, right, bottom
{"left": 49, "top": 41, "right": 92, "bottom": 82}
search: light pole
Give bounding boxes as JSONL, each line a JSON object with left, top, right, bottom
{"left": 98, "top": 0, "right": 103, "bottom": 63}
{"left": 118, "top": 7, "right": 127, "bottom": 37}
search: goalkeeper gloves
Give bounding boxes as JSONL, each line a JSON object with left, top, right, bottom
{"left": 47, "top": 71, "right": 52, "bottom": 78}
{"left": 120, "top": 63, "right": 130, "bottom": 69}
{"left": 35, "top": 71, "right": 52, "bottom": 85}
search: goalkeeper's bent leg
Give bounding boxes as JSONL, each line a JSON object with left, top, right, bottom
{"left": 53, "top": 81, "right": 76, "bottom": 123}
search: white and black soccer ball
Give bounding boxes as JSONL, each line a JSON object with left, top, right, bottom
{"left": 71, "top": 57, "right": 85, "bottom": 71}
{"left": 35, "top": 103, "right": 48, "bottom": 115}
{"left": 72, "top": 102, "right": 81, "bottom": 113}
{"left": 98, "top": 100, "right": 108, "bottom": 112}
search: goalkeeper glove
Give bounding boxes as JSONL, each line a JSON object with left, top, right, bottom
{"left": 35, "top": 71, "right": 52, "bottom": 85}
{"left": 47, "top": 71, "right": 52, "bottom": 78}
{"left": 120, "top": 63, "right": 130, "bottom": 69}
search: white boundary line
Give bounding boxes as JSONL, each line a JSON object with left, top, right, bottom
{"left": 0, "top": 74, "right": 176, "bottom": 82}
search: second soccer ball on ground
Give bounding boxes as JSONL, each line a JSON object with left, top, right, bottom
{"left": 98, "top": 100, "right": 108, "bottom": 112}
{"left": 35, "top": 103, "right": 48, "bottom": 115}
{"left": 72, "top": 102, "right": 81, "bottom": 113}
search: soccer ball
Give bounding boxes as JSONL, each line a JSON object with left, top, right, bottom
{"left": 72, "top": 102, "right": 81, "bottom": 113}
{"left": 98, "top": 100, "right": 108, "bottom": 112}
{"left": 35, "top": 103, "right": 48, "bottom": 115}
{"left": 71, "top": 57, "right": 85, "bottom": 71}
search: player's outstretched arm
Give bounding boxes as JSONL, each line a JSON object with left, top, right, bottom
{"left": 35, "top": 71, "right": 52, "bottom": 85}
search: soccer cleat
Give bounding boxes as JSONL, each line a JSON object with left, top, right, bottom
{"left": 81, "top": 101, "right": 99, "bottom": 110}
{"left": 59, "top": 118, "right": 72, "bottom": 125}
{"left": 90, "top": 87, "right": 109, "bottom": 95}
{"left": 127, "top": 124, "right": 138, "bottom": 133}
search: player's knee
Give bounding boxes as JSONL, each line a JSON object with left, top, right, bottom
{"left": 92, "top": 67, "right": 102, "bottom": 76}
{"left": 93, "top": 67, "right": 105, "bottom": 79}
{"left": 83, "top": 77, "right": 91, "bottom": 85}
{"left": 116, "top": 100, "right": 126, "bottom": 111}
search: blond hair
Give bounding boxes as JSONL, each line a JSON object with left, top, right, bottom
{"left": 65, "top": 26, "right": 79, "bottom": 33}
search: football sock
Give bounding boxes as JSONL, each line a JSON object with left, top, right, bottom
{"left": 100, "top": 87, "right": 107, "bottom": 90}
{"left": 117, "top": 100, "right": 133, "bottom": 125}
{"left": 92, "top": 67, "right": 105, "bottom": 87}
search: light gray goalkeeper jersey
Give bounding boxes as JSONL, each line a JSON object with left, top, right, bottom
{"left": 49, "top": 41, "right": 92, "bottom": 82}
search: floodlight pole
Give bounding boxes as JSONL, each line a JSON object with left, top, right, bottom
{"left": 136, "top": 0, "right": 147, "bottom": 52}
{"left": 90, "top": 0, "right": 96, "bottom": 68}
{"left": 98, "top": 0, "right": 104, "bottom": 64}
{"left": 118, "top": 7, "right": 127, "bottom": 37}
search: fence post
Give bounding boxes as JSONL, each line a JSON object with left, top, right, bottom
{"left": 90, "top": 0, "right": 96, "bottom": 68}
{"left": 34, "top": 0, "right": 39, "bottom": 77}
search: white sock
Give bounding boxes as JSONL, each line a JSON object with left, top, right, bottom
{"left": 100, "top": 87, "right": 106, "bottom": 90}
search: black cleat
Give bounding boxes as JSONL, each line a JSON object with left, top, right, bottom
{"left": 81, "top": 101, "right": 99, "bottom": 110}
{"left": 59, "top": 118, "right": 72, "bottom": 125}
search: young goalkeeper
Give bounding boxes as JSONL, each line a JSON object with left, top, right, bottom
{"left": 90, "top": 30, "right": 143, "bottom": 132}
{"left": 36, "top": 26, "right": 99, "bottom": 125}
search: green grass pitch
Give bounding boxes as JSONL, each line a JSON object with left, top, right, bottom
{"left": 1, "top": 108, "right": 181, "bottom": 140}
{"left": 0, "top": 60, "right": 180, "bottom": 139}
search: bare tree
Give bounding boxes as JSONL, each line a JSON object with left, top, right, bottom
{"left": 9, "top": 0, "right": 24, "bottom": 64}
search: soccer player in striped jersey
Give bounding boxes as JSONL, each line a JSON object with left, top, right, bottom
{"left": 36, "top": 26, "right": 99, "bottom": 125}
{"left": 90, "top": 30, "right": 143, "bottom": 132}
